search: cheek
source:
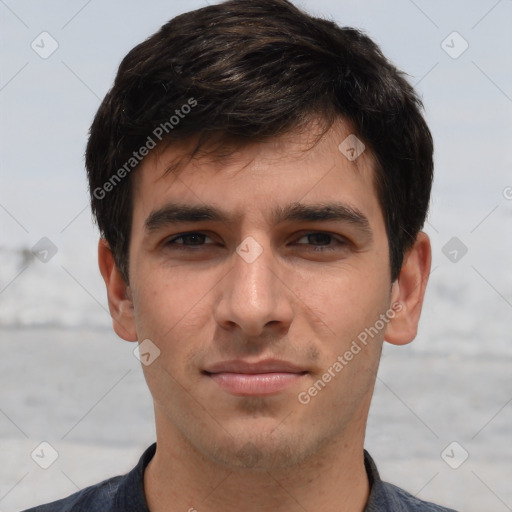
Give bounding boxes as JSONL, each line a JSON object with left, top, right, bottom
{"left": 307, "top": 272, "right": 388, "bottom": 407}
{"left": 303, "top": 263, "right": 390, "bottom": 337}
{"left": 131, "top": 275, "right": 166, "bottom": 335}
{"left": 132, "top": 262, "right": 204, "bottom": 327}
{"left": 131, "top": 265, "right": 215, "bottom": 367}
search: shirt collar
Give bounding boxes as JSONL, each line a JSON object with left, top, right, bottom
{"left": 114, "top": 443, "right": 155, "bottom": 511}
{"left": 363, "top": 449, "right": 395, "bottom": 511}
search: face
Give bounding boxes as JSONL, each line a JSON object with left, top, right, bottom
{"left": 119, "top": 120, "right": 400, "bottom": 470}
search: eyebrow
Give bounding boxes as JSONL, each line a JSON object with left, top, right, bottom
{"left": 144, "top": 201, "right": 373, "bottom": 238}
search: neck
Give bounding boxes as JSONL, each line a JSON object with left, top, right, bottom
{"left": 144, "top": 418, "right": 370, "bottom": 512}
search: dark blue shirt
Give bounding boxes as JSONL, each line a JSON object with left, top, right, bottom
{"left": 22, "top": 443, "right": 458, "bottom": 511}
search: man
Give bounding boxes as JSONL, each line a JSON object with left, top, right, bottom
{"left": 24, "top": 0, "right": 458, "bottom": 510}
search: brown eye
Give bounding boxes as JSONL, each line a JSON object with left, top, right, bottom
{"left": 166, "top": 232, "right": 213, "bottom": 248}
{"left": 294, "top": 232, "right": 347, "bottom": 252}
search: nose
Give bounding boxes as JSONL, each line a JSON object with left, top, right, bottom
{"left": 213, "top": 238, "right": 293, "bottom": 338}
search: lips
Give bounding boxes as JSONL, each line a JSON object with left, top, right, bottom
{"left": 203, "top": 359, "right": 307, "bottom": 396}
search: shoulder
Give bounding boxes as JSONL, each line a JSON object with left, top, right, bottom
{"left": 20, "top": 475, "right": 123, "bottom": 512}
{"left": 379, "top": 481, "right": 459, "bottom": 512}
{"left": 363, "top": 450, "right": 458, "bottom": 512}
{"left": 21, "top": 443, "right": 155, "bottom": 512}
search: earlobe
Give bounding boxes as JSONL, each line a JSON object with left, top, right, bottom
{"left": 98, "top": 238, "right": 138, "bottom": 342}
{"left": 384, "top": 231, "right": 432, "bottom": 346}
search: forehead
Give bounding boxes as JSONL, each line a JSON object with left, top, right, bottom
{"left": 131, "top": 119, "right": 382, "bottom": 229}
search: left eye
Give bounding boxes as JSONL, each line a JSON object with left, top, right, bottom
{"left": 294, "top": 233, "right": 345, "bottom": 251}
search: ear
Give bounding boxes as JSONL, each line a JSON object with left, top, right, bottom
{"left": 98, "top": 238, "right": 138, "bottom": 342}
{"left": 384, "top": 231, "right": 431, "bottom": 346}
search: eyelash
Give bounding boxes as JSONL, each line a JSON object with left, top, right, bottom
{"left": 164, "top": 231, "right": 347, "bottom": 252}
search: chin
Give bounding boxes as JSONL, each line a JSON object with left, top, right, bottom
{"left": 201, "top": 423, "right": 316, "bottom": 471}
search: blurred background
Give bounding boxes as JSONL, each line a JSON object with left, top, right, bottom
{"left": 1, "top": 0, "right": 511, "bottom": 510}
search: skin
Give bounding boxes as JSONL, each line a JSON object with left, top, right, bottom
{"left": 99, "top": 119, "right": 431, "bottom": 512}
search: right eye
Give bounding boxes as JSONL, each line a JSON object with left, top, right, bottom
{"left": 165, "top": 232, "right": 215, "bottom": 249}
